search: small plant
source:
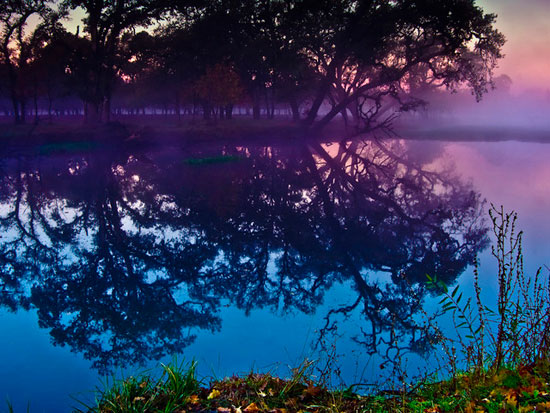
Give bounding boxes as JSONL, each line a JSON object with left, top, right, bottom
{"left": 428, "top": 204, "right": 550, "bottom": 377}
{"left": 80, "top": 359, "right": 201, "bottom": 413}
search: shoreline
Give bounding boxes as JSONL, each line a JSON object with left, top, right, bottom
{"left": 1, "top": 117, "right": 550, "bottom": 152}
{"left": 82, "top": 358, "right": 550, "bottom": 412}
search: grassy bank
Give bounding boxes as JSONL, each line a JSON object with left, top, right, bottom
{"left": 80, "top": 358, "right": 550, "bottom": 412}
{"left": 0, "top": 117, "right": 311, "bottom": 146}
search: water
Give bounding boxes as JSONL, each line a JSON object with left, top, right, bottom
{"left": 0, "top": 135, "right": 548, "bottom": 412}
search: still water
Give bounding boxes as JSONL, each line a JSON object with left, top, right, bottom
{"left": 0, "top": 135, "right": 548, "bottom": 412}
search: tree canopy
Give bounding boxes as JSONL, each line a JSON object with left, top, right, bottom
{"left": 0, "top": 0, "right": 504, "bottom": 131}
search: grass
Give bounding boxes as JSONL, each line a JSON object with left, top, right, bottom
{"left": 81, "top": 359, "right": 372, "bottom": 413}
{"left": 80, "top": 358, "right": 550, "bottom": 412}
{"left": 0, "top": 116, "right": 306, "bottom": 145}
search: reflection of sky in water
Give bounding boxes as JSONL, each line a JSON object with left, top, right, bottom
{"left": 443, "top": 141, "right": 550, "bottom": 281}
{"left": 1, "top": 139, "right": 549, "bottom": 412}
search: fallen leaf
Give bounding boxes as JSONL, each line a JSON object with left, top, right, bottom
{"left": 536, "top": 401, "right": 550, "bottom": 411}
{"left": 302, "top": 385, "right": 322, "bottom": 398}
{"left": 464, "top": 402, "right": 476, "bottom": 413}
{"left": 505, "top": 392, "right": 518, "bottom": 409}
{"left": 217, "top": 408, "right": 231, "bottom": 413}
{"left": 244, "top": 402, "right": 261, "bottom": 412}
{"left": 208, "top": 389, "right": 221, "bottom": 400}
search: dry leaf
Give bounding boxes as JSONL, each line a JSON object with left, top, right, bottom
{"left": 505, "top": 392, "right": 518, "bottom": 409}
{"left": 244, "top": 402, "right": 261, "bottom": 412}
{"left": 208, "top": 389, "right": 221, "bottom": 400}
{"left": 302, "top": 385, "right": 322, "bottom": 398}
{"left": 536, "top": 401, "right": 550, "bottom": 411}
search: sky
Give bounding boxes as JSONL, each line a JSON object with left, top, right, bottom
{"left": 478, "top": 0, "right": 550, "bottom": 92}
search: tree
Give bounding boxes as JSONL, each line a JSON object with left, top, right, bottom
{"left": 0, "top": 0, "right": 62, "bottom": 123}
{"left": 276, "top": 0, "right": 505, "bottom": 132}
{"left": 61, "top": 0, "right": 198, "bottom": 123}
{"left": 194, "top": 62, "right": 244, "bottom": 119}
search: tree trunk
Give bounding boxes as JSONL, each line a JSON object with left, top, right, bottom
{"left": 104, "top": 97, "right": 111, "bottom": 122}
{"left": 289, "top": 96, "right": 300, "bottom": 122}
{"left": 20, "top": 101, "right": 26, "bottom": 124}
{"left": 202, "top": 103, "right": 211, "bottom": 120}
{"left": 33, "top": 88, "right": 39, "bottom": 124}
{"left": 253, "top": 87, "right": 261, "bottom": 120}
{"left": 10, "top": 95, "right": 21, "bottom": 124}
{"left": 175, "top": 92, "right": 182, "bottom": 125}
{"left": 304, "top": 62, "right": 336, "bottom": 126}
{"left": 86, "top": 102, "right": 102, "bottom": 124}
{"left": 225, "top": 104, "right": 233, "bottom": 120}
{"left": 48, "top": 95, "right": 53, "bottom": 124}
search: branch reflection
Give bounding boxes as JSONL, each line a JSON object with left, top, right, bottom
{"left": 0, "top": 138, "right": 488, "bottom": 372}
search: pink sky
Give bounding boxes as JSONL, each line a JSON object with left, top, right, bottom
{"left": 479, "top": 0, "right": 550, "bottom": 92}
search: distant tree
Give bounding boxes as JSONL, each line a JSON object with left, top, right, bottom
{"left": 24, "top": 21, "right": 75, "bottom": 123}
{"left": 493, "top": 74, "right": 513, "bottom": 94}
{"left": 194, "top": 62, "right": 244, "bottom": 120}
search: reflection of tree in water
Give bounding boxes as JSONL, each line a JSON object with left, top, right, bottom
{"left": 0, "top": 138, "right": 488, "bottom": 372}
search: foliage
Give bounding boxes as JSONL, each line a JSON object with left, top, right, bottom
{"left": 83, "top": 358, "right": 550, "bottom": 412}
{"left": 0, "top": 0, "right": 65, "bottom": 123}
{"left": 193, "top": 63, "right": 245, "bottom": 115}
{"left": 0, "top": 0, "right": 504, "bottom": 128}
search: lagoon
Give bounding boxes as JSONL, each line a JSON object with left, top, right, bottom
{"left": 0, "top": 133, "right": 549, "bottom": 412}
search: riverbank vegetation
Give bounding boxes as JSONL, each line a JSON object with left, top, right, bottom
{"left": 82, "top": 359, "right": 550, "bottom": 412}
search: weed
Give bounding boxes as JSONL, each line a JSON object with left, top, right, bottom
{"left": 428, "top": 204, "right": 550, "bottom": 376}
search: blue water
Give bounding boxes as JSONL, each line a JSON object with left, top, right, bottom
{"left": 0, "top": 136, "right": 549, "bottom": 412}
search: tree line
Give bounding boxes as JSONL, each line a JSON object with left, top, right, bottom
{"left": 0, "top": 0, "right": 505, "bottom": 131}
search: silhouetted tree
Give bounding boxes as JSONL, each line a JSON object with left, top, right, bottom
{"left": 0, "top": 0, "right": 63, "bottom": 123}
{"left": 61, "top": 0, "right": 200, "bottom": 123}
{"left": 279, "top": 0, "right": 505, "bottom": 132}
{"left": 194, "top": 62, "right": 244, "bottom": 119}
